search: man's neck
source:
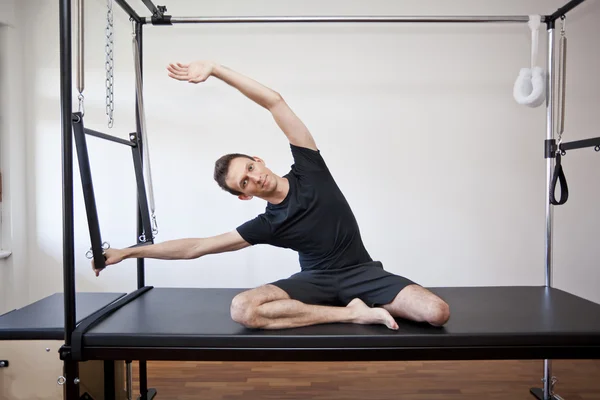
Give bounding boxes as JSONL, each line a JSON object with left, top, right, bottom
{"left": 263, "top": 176, "right": 289, "bottom": 205}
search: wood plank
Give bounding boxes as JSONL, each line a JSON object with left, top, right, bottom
{"left": 130, "top": 360, "right": 600, "bottom": 399}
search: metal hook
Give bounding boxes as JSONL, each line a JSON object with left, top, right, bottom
{"left": 78, "top": 93, "right": 85, "bottom": 116}
{"left": 151, "top": 215, "right": 159, "bottom": 237}
{"left": 85, "top": 242, "right": 110, "bottom": 259}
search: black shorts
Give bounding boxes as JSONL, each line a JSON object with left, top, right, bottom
{"left": 270, "top": 261, "right": 416, "bottom": 307}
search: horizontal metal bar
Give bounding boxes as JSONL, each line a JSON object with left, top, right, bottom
{"left": 84, "top": 129, "right": 135, "bottom": 147}
{"left": 560, "top": 136, "right": 600, "bottom": 152}
{"left": 80, "top": 345, "right": 600, "bottom": 363}
{"left": 550, "top": 0, "right": 586, "bottom": 21}
{"left": 167, "top": 15, "right": 543, "bottom": 24}
{"left": 113, "top": 0, "right": 142, "bottom": 23}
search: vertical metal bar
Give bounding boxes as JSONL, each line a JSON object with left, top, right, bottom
{"left": 557, "top": 27, "right": 567, "bottom": 137}
{"left": 126, "top": 361, "right": 133, "bottom": 400}
{"left": 60, "top": 0, "right": 79, "bottom": 396}
{"left": 134, "top": 20, "right": 151, "bottom": 400}
{"left": 131, "top": 138, "right": 153, "bottom": 244}
{"left": 77, "top": 0, "right": 84, "bottom": 93}
{"left": 135, "top": 21, "right": 145, "bottom": 289}
{"left": 63, "top": 361, "right": 79, "bottom": 400}
{"left": 104, "top": 361, "right": 116, "bottom": 400}
{"left": 544, "top": 23, "right": 556, "bottom": 400}
{"left": 73, "top": 114, "right": 106, "bottom": 271}
{"left": 545, "top": 25, "right": 555, "bottom": 301}
{"left": 139, "top": 361, "right": 149, "bottom": 399}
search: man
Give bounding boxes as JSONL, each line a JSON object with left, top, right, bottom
{"left": 94, "top": 60, "right": 450, "bottom": 330}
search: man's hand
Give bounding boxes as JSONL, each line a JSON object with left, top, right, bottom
{"left": 92, "top": 248, "right": 125, "bottom": 277}
{"left": 167, "top": 61, "right": 216, "bottom": 84}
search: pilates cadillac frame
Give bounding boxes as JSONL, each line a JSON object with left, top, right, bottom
{"left": 53, "top": 1, "right": 595, "bottom": 400}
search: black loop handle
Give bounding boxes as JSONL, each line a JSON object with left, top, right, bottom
{"left": 550, "top": 153, "right": 569, "bottom": 205}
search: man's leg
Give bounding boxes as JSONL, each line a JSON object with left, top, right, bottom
{"left": 381, "top": 284, "right": 450, "bottom": 327}
{"left": 230, "top": 284, "right": 399, "bottom": 330}
{"left": 337, "top": 261, "right": 450, "bottom": 327}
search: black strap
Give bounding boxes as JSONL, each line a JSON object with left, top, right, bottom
{"left": 71, "top": 286, "right": 153, "bottom": 361}
{"left": 550, "top": 152, "right": 569, "bottom": 205}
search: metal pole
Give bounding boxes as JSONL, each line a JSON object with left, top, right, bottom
{"left": 126, "top": 361, "right": 133, "bottom": 400}
{"left": 135, "top": 21, "right": 145, "bottom": 290}
{"left": 113, "top": 0, "right": 142, "bottom": 23}
{"left": 133, "top": 20, "right": 152, "bottom": 400}
{"left": 544, "top": 22, "right": 556, "bottom": 400}
{"left": 140, "top": 0, "right": 160, "bottom": 16}
{"left": 76, "top": 0, "right": 84, "bottom": 93}
{"left": 167, "top": 15, "right": 536, "bottom": 24}
{"left": 60, "top": 0, "right": 79, "bottom": 397}
{"left": 550, "top": 0, "right": 586, "bottom": 21}
{"left": 545, "top": 26, "right": 555, "bottom": 296}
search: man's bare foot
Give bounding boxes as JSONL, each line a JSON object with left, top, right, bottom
{"left": 346, "top": 298, "right": 399, "bottom": 330}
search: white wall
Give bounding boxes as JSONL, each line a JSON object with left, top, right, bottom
{"left": 13, "top": 0, "right": 600, "bottom": 305}
{"left": 0, "top": 0, "right": 29, "bottom": 313}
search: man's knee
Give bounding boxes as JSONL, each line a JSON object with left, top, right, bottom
{"left": 230, "top": 284, "right": 289, "bottom": 328}
{"left": 387, "top": 284, "right": 450, "bottom": 326}
{"left": 427, "top": 299, "right": 450, "bottom": 326}
{"left": 230, "top": 291, "right": 255, "bottom": 328}
{"left": 231, "top": 289, "right": 268, "bottom": 328}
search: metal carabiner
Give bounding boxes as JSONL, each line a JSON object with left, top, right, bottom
{"left": 85, "top": 242, "right": 110, "bottom": 259}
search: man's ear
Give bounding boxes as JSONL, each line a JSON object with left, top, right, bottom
{"left": 238, "top": 194, "right": 253, "bottom": 201}
{"left": 252, "top": 156, "right": 264, "bottom": 165}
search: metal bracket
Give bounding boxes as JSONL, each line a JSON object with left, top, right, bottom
{"left": 151, "top": 5, "right": 172, "bottom": 25}
{"left": 530, "top": 376, "right": 564, "bottom": 400}
{"left": 59, "top": 345, "right": 72, "bottom": 361}
{"left": 137, "top": 388, "right": 158, "bottom": 400}
{"left": 545, "top": 139, "right": 557, "bottom": 159}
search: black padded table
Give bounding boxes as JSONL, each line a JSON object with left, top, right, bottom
{"left": 0, "top": 292, "right": 125, "bottom": 340}
{"left": 74, "top": 286, "right": 600, "bottom": 362}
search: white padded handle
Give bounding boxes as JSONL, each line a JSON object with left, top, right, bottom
{"left": 513, "top": 15, "right": 545, "bottom": 108}
{"left": 528, "top": 15, "right": 541, "bottom": 68}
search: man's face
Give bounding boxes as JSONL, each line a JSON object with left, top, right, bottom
{"left": 225, "top": 156, "right": 276, "bottom": 200}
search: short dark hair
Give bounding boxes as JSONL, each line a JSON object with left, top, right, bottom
{"left": 214, "top": 153, "right": 254, "bottom": 195}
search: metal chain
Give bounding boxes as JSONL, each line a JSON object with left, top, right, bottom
{"left": 105, "top": 0, "right": 114, "bottom": 128}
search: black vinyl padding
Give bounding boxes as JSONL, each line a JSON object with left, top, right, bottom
{"left": 0, "top": 292, "right": 125, "bottom": 340}
{"left": 71, "top": 286, "right": 153, "bottom": 361}
{"left": 82, "top": 286, "right": 600, "bottom": 350}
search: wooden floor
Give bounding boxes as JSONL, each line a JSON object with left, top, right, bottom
{"left": 132, "top": 360, "right": 600, "bottom": 399}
